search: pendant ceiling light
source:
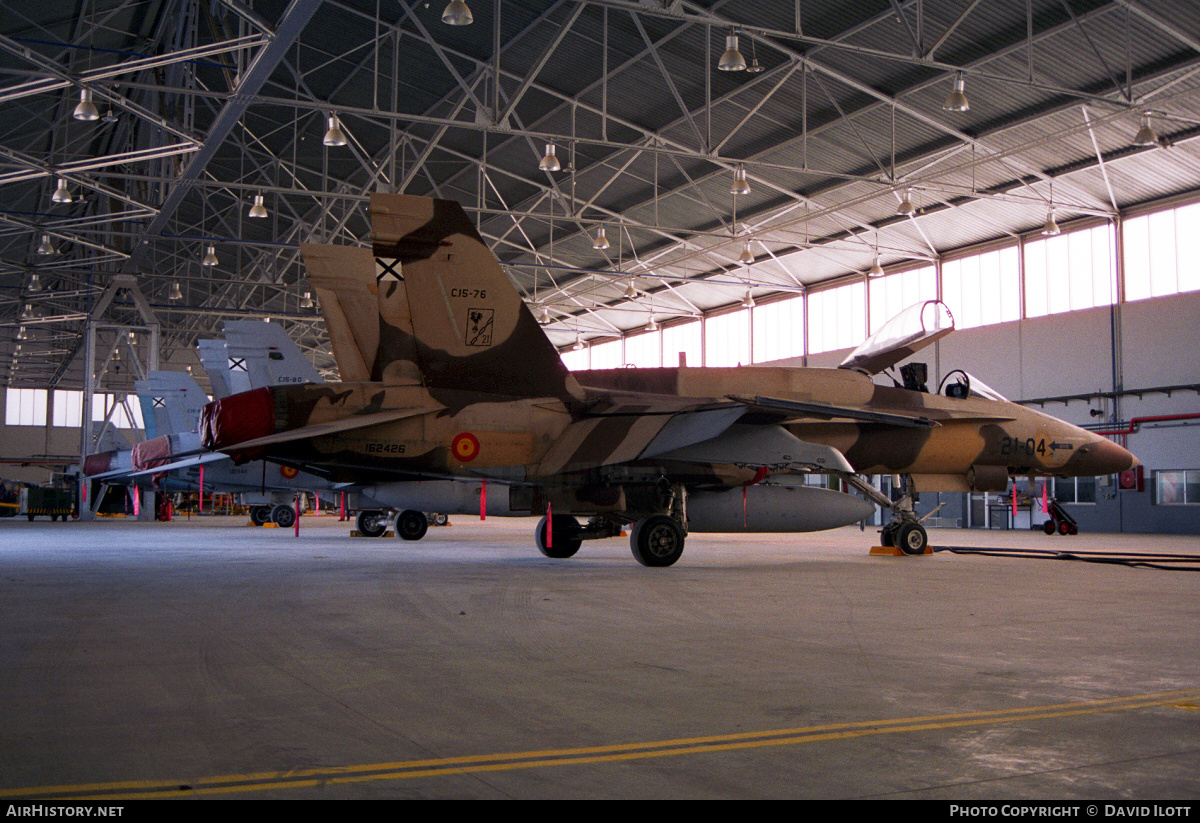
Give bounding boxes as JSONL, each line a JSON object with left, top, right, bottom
{"left": 943, "top": 72, "right": 970, "bottom": 112}
{"left": 718, "top": 31, "right": 747, "bottom": 72}
{"left": 592, "top": 226, "right": 610, "bottom": 250}
{"left": 51, "top": 177, "right": 72, "bottom": 204}
{"left": 248, "top": 193, "right": 268, "bottom": 218}
{"left": 28, "top": 273, "right": 42, "bottom": 292}
{"left": 1042, "top": 208, "right": 1060, "bottom": 237}
{"left": 169, "top": 281, "right": 183, "bottom": 301}
{"left": 538, "top": 142, "right": 561, "bottom": 172}
{"left": 1133, "top": 114, "right": 1160, "bottom": 147}
{"left": 37, "top": 234, "right": 56, "bottom": 256}
{"left": 624, "top": 280, "right": 638, "bottom": 299}
{"left": 202, "top": 245, "right": 219, "bottom": 267}
{"left": 868, "top": 254, "right": 885, "bottom": 278}
{"left": 739, "top": 238, "right": 754, "bottom": 265}
{"left": 301, "top": 292, "right": 314, "bottom": 309}
{"left": 73, "top": 87, "right": 99, "bottom": 121}
{"left": 323, "top": 113, "right": 348, "bottom": 147}
{"left": 897, "top": 188, "right": 916, "bottom": 216}
{"left": 442, "top": 1, "right": 473, "bottom": 25}
{"left": 730, "top": 165, "right": 752, "bottom": 197}
{"left": 741, "top": 289, "right": 756, "bottom": 309}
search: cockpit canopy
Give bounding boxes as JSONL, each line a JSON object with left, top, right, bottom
{"left": 838, "top": 300, "right": 955, "bottom": 376}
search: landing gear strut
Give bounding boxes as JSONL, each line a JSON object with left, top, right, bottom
{"left": 842, "top": 473, "right": 930, "bottom": 555}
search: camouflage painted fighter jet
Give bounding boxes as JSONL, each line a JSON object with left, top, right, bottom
{"left": 199, "top": 195, "right": 1136, "bottom": 565}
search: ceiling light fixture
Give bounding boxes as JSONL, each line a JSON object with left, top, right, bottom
{"left": 731, "top": 165, "right": 752, "bottom": 197}
{"left": 624, "top": 279, "right": 638, "bottom": 299}
{"left": 572, "top": 334, "right": 585, "bottom": 351}
{"left": 868, "top": 254, "right": 885, "bottom": 278}
{"left": 51, "top": 177, "right": 72, "bottom": 204}
{"left": 248, "top": 193, "right": 268, "bottom": 218}
{"left": 73, "top": 87, "right": 99, "bottom": 121}
{"left": 537, "top": 305, "right": 551, "bottom": 325}
{"left": 202, "top": 245, "right": 219, "bottom": 267}
{"left": 718, "top": 30, "right": 747, "bottom": 72}
{"left": 37, "top": 234, "right": 56, "bottom": 256}
{"left": 897, "top": 188, "right": 916, "bottom": 216}
{"left": 323, "top": 113, "right": 348, "bottom": 147}
{"left": 16, "top": 326, "right": 27, "bottom": 341}
{"left": 646, "top": 315, "right": 658, "bottom": 332}
{"left": 20, "top": 303, "right": 32, "bottom": 320}
{"left": 745, "top": 37, "right": 763, "bottom": 73}
{"left": 741, "top": 289, "right": 756, "bottom": 309}
{"left": 739, "top": 238, "right": 754, "bottom": 265}
{"left": 538, "top": 142, "right": 561, "bottom": 172}
{"left": 942, "top": 71, "right": 970, "bottom": 112}
{"left": 442, "top": 0, "right": 473, "bottom": 25}
{"left": 1133, "top": 113, "right": 1160, "bottom": 147}
{"left": 301, "top": 292, "right": 314, "bottom": 309}
{"left": 169, "top": 281, "right": 183, "bottom": 301}
{"left": 592, "top": 225, "right": 610, "bottom": 250}
{"left": 28, "top": 273, "right": 42, "bottom": 292}
{"left": 1042, "top": 208, "right": 1060, "bottom": 236}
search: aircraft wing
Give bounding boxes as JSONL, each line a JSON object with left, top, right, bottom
{"left": 727, "top": 394, "right": 938, "bottom": 429}
{"left": 85, "top": 450, "right": 231, "bottom": 481}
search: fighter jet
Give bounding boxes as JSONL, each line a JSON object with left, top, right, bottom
{"left": 199, "top": 195, "right": 1136, "bottom": 566}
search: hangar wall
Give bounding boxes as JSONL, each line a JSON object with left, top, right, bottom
{"left": 804, "top": 290, "right": 1200, "bottom": 535}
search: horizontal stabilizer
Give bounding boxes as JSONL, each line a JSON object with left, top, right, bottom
{"left": 210, "top": 405, "right": 444, "bottom": 455}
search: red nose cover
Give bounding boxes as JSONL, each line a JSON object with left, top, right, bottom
{"left": 201, "top": 387, "right": 275, "bottom": 463}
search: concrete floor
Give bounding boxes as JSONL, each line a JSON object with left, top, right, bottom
{"left": 0, "top": 514, "right": 1197, "bottom": 800}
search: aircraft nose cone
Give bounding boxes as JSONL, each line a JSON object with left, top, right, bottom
{"left": 1079, "top": 436, "right": 1138, "bottom": 475}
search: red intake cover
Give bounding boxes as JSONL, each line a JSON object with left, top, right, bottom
{"left": 201, "top": 387, "right": 275, "bottom": 462}
{"left": 82, "top": 451, "right": 113, "bottom": 477}
{"left": 132, "top": 435, "right": 173, "bottom": 473}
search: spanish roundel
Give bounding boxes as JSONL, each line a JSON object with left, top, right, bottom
{"left": 279, "top": 465, "right": 299, "bottom": 479}
{"left": 451, "top": 432, "right": 480, "bottom": 462}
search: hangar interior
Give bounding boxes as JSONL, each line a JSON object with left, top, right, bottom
{"left": 1, "top": 0, "right": 1198, "bottom": 532}
{"left": 2, "top": 0, "right": 1200, "bottom": 802}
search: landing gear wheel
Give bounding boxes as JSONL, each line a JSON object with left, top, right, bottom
{"left": 251, "top": 506, "right": 271, "bottom": 526}
{"left": 396, "top": 509, "right": 429, "bottom": 541}
{"left": 1043, "top": 519, "right": 1056, "bottom": 535}
{"left": 430, "top": 513, "right": 449, "bottom": 527}
{"left": 895, "top": 521, "right": 929, "bottom": 555}
{"left": 271, "top": 503, "right": 296, "bottom": 529}
{"left": 880, "top": 523, "right": 898, "bottom": 547}
{"left": 630, "top": 514, "right": 685, "bottom": 567}
{"left": 356, "top": 510, "right": 388, "bottom": 538}
{"left": 535, "top": 515, "right": 582, "bottom": 558}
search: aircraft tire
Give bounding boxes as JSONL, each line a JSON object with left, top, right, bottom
{"left": 1043, "top": 519, "right": 1056, "bottom": 535}
{"left": 430, "top": 513, "right": 449, "bottom": 527}
{"left": 880, "top": 523, "right": 897, "bottom": 547}
{"left": 356, "top": 510, "right": 388, "bottom": 538}
{"left": 396, "top": 509, "right": 428, "bottom": 541}
{"left": 251, "top": 506, "right": 271, "bottom": 526}
{"left": 630, "top": 514, "right": 685, "bottom": 567}
{"left": 535, "top": 515, "right": 582, "bottom": 558}
{"left": 895, "top": 522, "right": 928, "bottom": 555}
{"left": 272, "top": 503, "right": 296, "bottom": 529}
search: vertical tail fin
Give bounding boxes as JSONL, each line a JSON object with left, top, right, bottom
{"left": 368, "top": 194, "right": 582, "bottom": 401}
{"left": 197, "top": 339, "right": 239, "bottom": 399}
{"left": 135, "top": 371, "right": 209, "bottom": 436}
{"left": 224, "top": 321, "right": 323, "bottom": 387}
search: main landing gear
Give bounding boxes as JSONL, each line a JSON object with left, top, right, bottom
{"left": 534, "top": 483, "right": 690, "bottom": 567}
